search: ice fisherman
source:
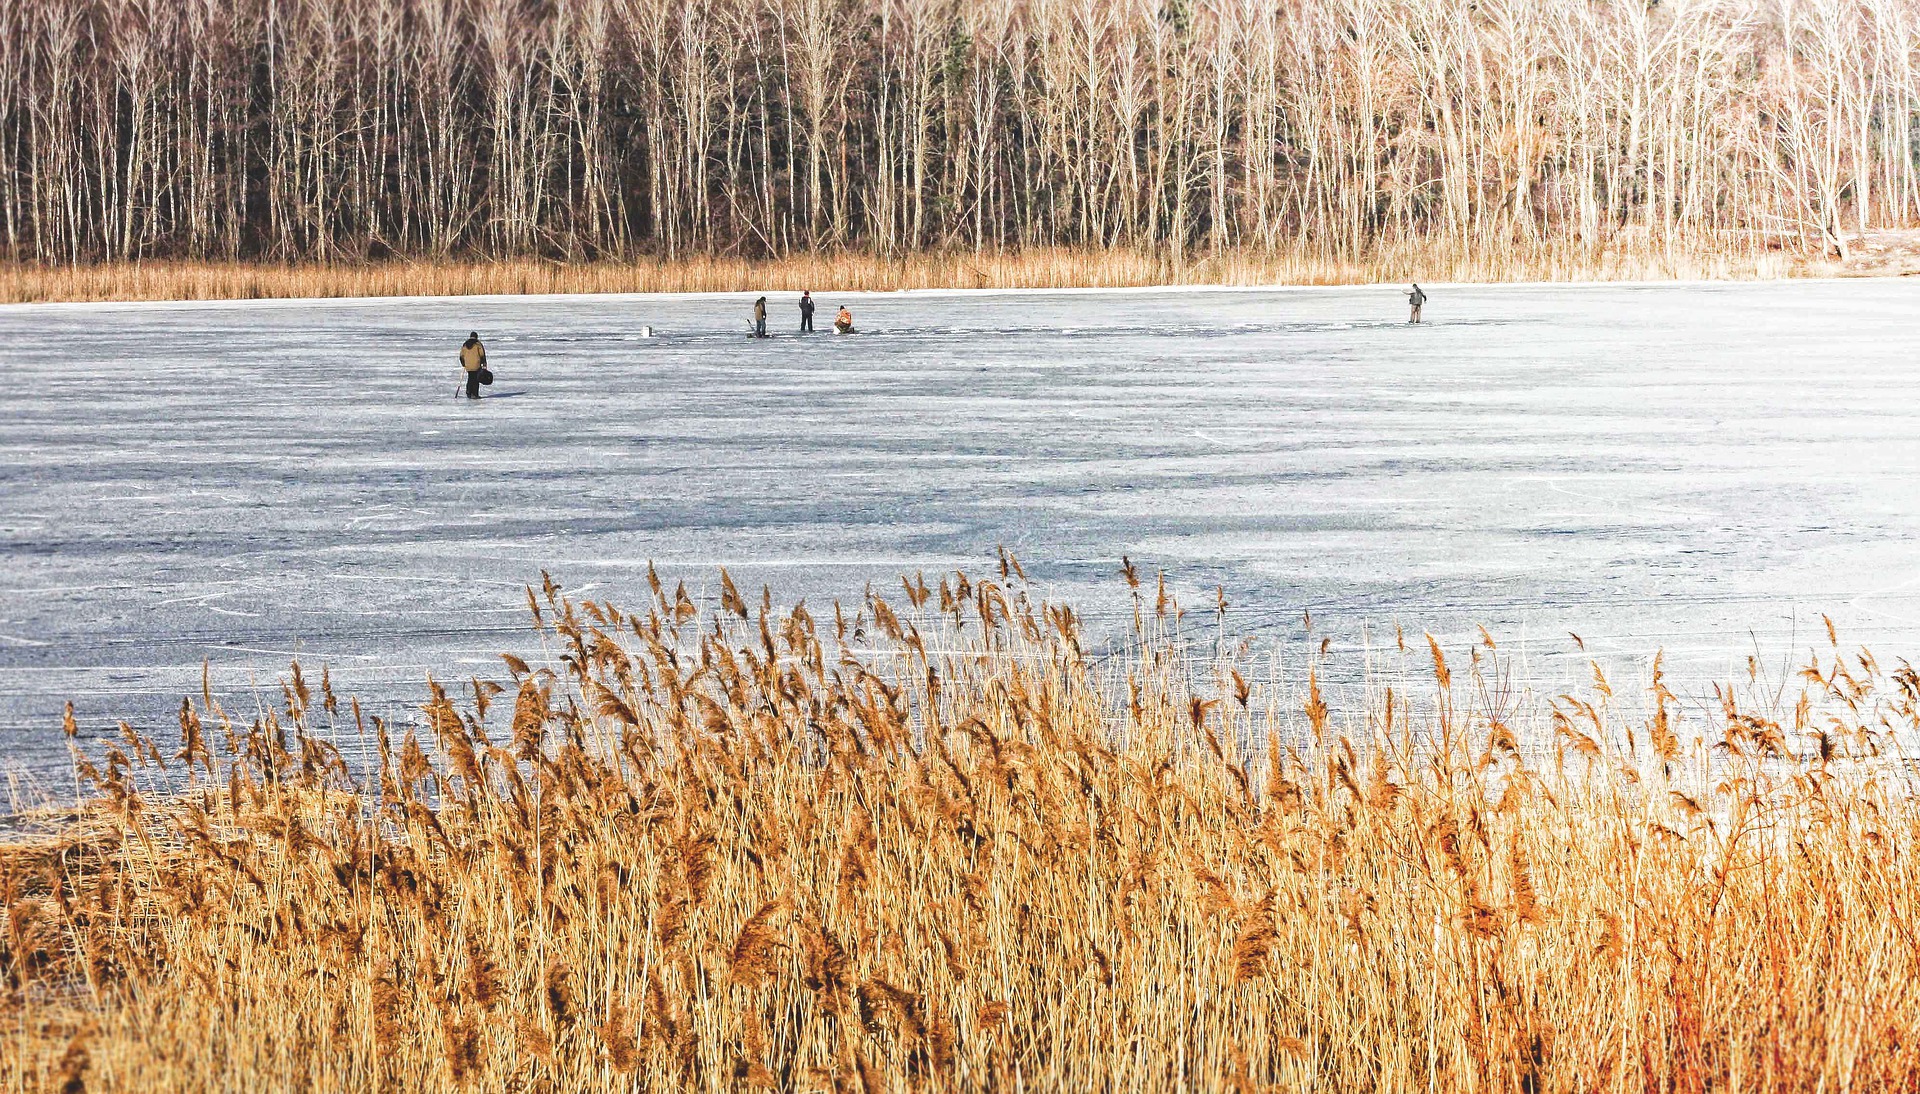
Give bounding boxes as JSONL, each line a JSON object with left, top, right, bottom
{"left": 460, "top": 331, "right": 491, "bottom": 399}
{"left": 799, "top": 290, "right": 816, "bottom": 332}
{"left": 1407, "top": 283, "right": 1427, "bottom": 324}
{"left": 753, "top": 296, "right": 769, "bottom": 338}
{"left": 834, "top": 305, "right": 854, "bottom": 334}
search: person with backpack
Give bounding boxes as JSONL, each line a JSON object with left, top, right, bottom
{"left": 1407, "top": 283, "right": 1428, "bottom": 324}
{"left": 753, "top": 296, "right": 769, "bottom": 338}
{"left": 799, "top": 290, "right": 816, "bottom": 332}
{"left": 460, "top": 332, "right": 491, "bottom": 399}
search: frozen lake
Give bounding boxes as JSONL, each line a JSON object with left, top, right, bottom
{"left": 3, "top": 280, "right": 1919, "bottom": 786}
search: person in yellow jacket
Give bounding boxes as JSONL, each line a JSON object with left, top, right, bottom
{"left": 460, "top": 332, "right": 490, "bottom": 399}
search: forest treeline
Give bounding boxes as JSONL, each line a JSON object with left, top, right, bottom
{"left": 0, "top": 0, "right": 1914, "bottom": 266}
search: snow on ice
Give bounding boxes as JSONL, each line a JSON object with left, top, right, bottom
{"left": 3, "top": 280, "right": 1918, "bottom": 781}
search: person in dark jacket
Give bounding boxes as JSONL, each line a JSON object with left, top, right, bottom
{"left": 460, "top": 332, "right": 489, "bottom": 399}
{"left": 753, "top": 296, "right": 768, "bottom": 338}
{"left": 799, "top": 290, "right": 815, "bottom": 332}
{"left": 1407, "top": 283, "right": 1428, "bottom": 324}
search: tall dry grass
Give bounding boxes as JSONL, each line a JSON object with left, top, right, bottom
{"left": 2, "top": 558, "right": 1917, "bottom": 1091}
{"left": 0, "top": 243, "right": 1815, "bottom": 304}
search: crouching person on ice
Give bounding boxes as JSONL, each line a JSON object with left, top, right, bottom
{"left": 834, "top": 306, "right": 854, "bottom": 334}
{"left": 460, "top": 331, "right": 492, "bottom": 398}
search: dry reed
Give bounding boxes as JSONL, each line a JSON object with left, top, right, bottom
{"left": 0, "top": 243, "right": 1821, "bottom": 305}
{"left": 1, "top": 558, "right": 1916, "bottom": 1091}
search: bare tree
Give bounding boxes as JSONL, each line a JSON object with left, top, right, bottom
{"left": 5, "top": 0, "right": 1920, "bottom": 267}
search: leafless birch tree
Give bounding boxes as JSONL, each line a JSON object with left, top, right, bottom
{"left": 4, "top": 0, "right": 1920, "bottom": 265}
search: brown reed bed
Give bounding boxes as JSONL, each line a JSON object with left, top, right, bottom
{"left": 0, "top": 243, "right": 1818, "bottom": 305}
{"left": 2, "top": 557, "right": 1917, "bottom": 1091}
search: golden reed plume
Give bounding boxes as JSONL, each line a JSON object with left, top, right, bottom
{"left": 2, "top": 558, "right": 1917, "bottom": 1090}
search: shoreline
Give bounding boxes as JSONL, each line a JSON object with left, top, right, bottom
{"left": 0, "top": 270, "right": 1903, "bottom": 314}
{"left": 0, "top": 244, "right": 1896, "bottom": 306}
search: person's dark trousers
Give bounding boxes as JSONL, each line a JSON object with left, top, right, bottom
{"left": 801, "top": 313, "right": 813, "bottom": 332}
{"left": 756, "top": 317, "right": 767, "bottom": 337}
{"left": 466, "top": 370, "right": 482, "bottom": 398}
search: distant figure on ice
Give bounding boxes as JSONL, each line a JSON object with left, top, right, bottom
{"left": 460, "top": 331, "right": 492, "bottom": 399}
{"left": 834, "top": 305, "right": 854, "bottom": 334}
{"left": 753, "top": 296, "right": 769, "bottom": 338}
{"left": 799, "top": 290, "right": 816, "bottom": 332}
{"left": 1407, "top": 283, "right": 1428, "bottom": 324}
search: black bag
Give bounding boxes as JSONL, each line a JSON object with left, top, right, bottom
{"left": 477, "top": 367, "right": 494, "bottom": 385}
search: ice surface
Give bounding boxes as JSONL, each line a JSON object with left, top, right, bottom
{"left": 3, "top": 280, "right": 1918, "bottom": 783}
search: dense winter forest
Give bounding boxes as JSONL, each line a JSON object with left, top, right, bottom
{"left": 0, "top": 0, "right": 1914, "bottom": 265}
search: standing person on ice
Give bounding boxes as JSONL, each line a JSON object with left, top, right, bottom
{"left": 799, "top": 290, "right": 816, "bottom": 332}
{"left": 753, "top": 296, "right": 769, "bottom": 338}
{"left": 1407, "top": 283, "right": 1428, "bottom": 324}
{"left": 459, "top": 332, "right": 491, "bottom": 399}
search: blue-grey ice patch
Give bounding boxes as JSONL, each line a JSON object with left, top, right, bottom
{"left": 2, "top": 280, "right": 1920, "bottom": 780}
